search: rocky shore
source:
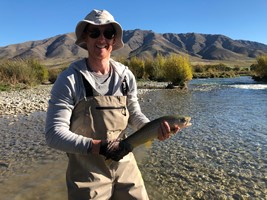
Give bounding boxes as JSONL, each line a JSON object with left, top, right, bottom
{"left": 0, "top": 85, "right": 61, "bottom": 183}
{"left": 0, "top": 85, "right": 51, "bottom": 116}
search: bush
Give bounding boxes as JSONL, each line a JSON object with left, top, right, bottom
{"left": 152, "top": 54, "right": 166, "bottom": 81}
{"left": 143, "top": 58, "right": 154, "bottom": 80}
{"left": 27, "top": 59, "right": 49, "bottom": 84}
{"left": 48, "top": 68, "right": 63, "bottom": 83}
{"left": 252, "top": 55, "right": 267, "bottom": 81}
{"left": 116, "top": 54, "right": 193, "bottom": 87}
{"left": 128, "top": 57, "right": 145, "bottom": 79}
{"left": 47, "top": 63, "right": 68, "bottom": 83}
{"left": 191, "top": 63, "right": 249, "bottom": 78}
{"left": 0, "top": 58, "right": 48, "bottom": 88}
{"left": 163, "top": 54, "right": 193, "bottom": 86}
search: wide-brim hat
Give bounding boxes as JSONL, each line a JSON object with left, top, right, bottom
{"left": 75, "top": 9, "right": 124, "bottom": 51}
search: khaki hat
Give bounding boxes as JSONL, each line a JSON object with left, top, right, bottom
{"left": 75, "top": 9, "right": 124, "bottom": 51}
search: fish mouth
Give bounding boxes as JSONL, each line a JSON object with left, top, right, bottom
{"left": 186, "top": 122, "right": 192, "bottom": 127}
{"left": 184, "top": 117, "right": 192, "bottom": 127}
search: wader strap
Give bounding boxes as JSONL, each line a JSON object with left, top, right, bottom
{"left": 81, "top": 75, "right": 128, "bottom": 97}
{"left": 82, "top": 75, "right": 93, "bottom": 97}
{"left": 122, "top": 76, "right": 128, "bottom": 96}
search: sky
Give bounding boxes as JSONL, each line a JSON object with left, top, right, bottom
{"left": 1, "top": 0, "right": 267, "bottom": 47}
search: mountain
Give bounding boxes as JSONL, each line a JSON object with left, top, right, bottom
{"left": 0, "top": 33, "right": 87, "bottom": 65}
{"left": 1, "top": 29, "right": 267, "bottom": 65}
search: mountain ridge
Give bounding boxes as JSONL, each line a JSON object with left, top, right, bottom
{"left": 1, "top": 29, "right": 267, "bottom": 65}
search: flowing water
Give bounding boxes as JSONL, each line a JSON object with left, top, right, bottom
{"left": 0, "top": 76, "right": 266, "bottom": 199}
{"left": 137, "top": 76, "right": 267, "bottom": 199}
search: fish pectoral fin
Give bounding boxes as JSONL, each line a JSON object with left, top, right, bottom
{"left": 144, "top": 140, "right": 153, "bottom": 148}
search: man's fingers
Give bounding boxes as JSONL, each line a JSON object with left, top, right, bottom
{"left": 158, "top": 121, "right": 170, "bottom": 140}
{"left": 174, "top": 124, "right": 181, "bottom": 133}
{"left": 158, "top": 121, "right": 182, "bottom": 141}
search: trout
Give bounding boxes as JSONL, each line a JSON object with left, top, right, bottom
{"left": 124, "top": 115, "right": 191, "bottom": 148}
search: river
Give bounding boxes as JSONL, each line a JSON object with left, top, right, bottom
{"left": 138, "top": 76, "right": 267, "bottom": 199}
{"left": 0, "top": 76, "right": 266, "bottom": 199}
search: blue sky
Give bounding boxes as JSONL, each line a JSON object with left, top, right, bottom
{"left": 1, "top": 0, "right": 267, "bottom": 47}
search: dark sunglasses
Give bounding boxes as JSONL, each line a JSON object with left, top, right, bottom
{"left": 87, "top": 29, "right": 116, "bottom": 40}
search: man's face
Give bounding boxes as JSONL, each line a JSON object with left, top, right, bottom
{"left": 84, "top": 24, "right": 116, "bottom": 60}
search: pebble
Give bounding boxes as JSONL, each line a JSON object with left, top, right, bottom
{"left": 0, "top": 85, "right": 51, "bottom": 116}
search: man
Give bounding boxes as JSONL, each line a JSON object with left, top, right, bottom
{"left": 45, "top": 9, "right": 179, "bottom": 200}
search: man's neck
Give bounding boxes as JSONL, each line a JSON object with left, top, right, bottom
{"left": 87, "top": 58, "right": 110, "bottom": 75}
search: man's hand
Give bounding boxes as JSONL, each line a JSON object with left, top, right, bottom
{"left": 158, "top": 120, "right": 180, "bottom": 141}
{"left": 99, "top": 139, "right": 133, "bottom": 161}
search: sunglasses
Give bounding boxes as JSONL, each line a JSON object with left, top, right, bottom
{"left": 87, "top": 29, "right": 116, "bottom": 40}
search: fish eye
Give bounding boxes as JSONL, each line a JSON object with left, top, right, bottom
{"left": 180, "top": 118, "right": 186, "bottom": 123}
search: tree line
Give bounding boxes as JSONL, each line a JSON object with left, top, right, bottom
{"left": 0, "top": 54, "right": 267, "bottom": 91}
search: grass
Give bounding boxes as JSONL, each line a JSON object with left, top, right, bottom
{"left": 0, "top": 58, "right": 48, "bottom": 91}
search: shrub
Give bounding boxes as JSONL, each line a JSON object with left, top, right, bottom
{"left": 163, "top": 54, "right": 193, "bottom": 86}
{"left": 206, "top": 63, "right": 231, "bottom": 72}
{"left": 252, "top": 55, "right": 267, "bottom": 80}
{"left": 46, "top": 62, "right": 68, "bottom": 83}
{"left": 143, "top": 58, "right": 154, "bottom": 80}
{"left": 191, "top": 63, "right": 249, "bottom": 78}
{"left": 193, "top": 64, "right": 205, "bottom": 73}
{"left": 48, "top": 68, "right": 63, "bottom": 83}
{"left": 0, "top": 58, "right": 48, "bottom": 88}
{"left": 116, "top": 54, "right": 193, "bottom": 87}
{"left": 152, "top": 54, "right": 166, "bottom": 81}
{"left": 27, "top": 59, "right": 49, "bottom": 84}
{"left": 128, "top": 57, "right": 145, "bottom": 79}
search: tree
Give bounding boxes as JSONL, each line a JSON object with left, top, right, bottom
{"left": 128, "top": 57, "right": 145, "bottom": 79}
{"left": 163, "top": 54, "right": 193, "bottom": 87}
{"left": 143, "top": 58, "right": 154, "bottom": 80}
{"left": 152, "top": 54, "right": 166, "bottom": 81}
{"left": 254, "top": 56, "right": 267, "bottom": 77}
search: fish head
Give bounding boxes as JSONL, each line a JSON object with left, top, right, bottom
{"left": 173, "top": 116, "right": 192, "bottom": 129}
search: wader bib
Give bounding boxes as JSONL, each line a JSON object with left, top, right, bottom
{"left": 66, "top": 76, "right": 149, "bottom": 200}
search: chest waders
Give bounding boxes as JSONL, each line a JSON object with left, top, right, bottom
{"left": 66, "top": 76, "right": 149, "bottom": 200}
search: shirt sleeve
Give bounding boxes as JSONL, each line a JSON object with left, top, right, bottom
{"left": 45, "top": 71, "right": 92, "bottom": 154}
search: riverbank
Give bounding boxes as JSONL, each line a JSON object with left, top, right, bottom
{"left": 0, "top": 85, "right": 60, "bottom": 184}
{"left": 0, "top": 85, "right": 50, "bottom": 116}
{"left": 0, "top": 84, "right": 151, "bottom": 116}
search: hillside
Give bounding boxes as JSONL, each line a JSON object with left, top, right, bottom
{"left": 1, "top": 29, "right": 267, "bottom": 66}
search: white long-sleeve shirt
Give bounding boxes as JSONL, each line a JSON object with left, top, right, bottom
{"left": 45, "top": 58, "right": 149, "bottom": 154}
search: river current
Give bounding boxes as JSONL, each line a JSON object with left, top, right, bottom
{"left": 137, "top": 76, "right": 267, "bottom": 199}
{"left": 0, "top": 76, "right": 266, "bottom": 199}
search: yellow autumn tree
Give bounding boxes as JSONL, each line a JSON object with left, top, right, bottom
{"left": 128, "top": 57, "right": 145, "bottom": 79}
{"left": 151, "top": 54, "right": 166, "bottom": 81}
{"left": 163, "top": 54, "right": 193, "bottom": 86}
{"left": 253, "top": 55, "right": 267, "bottom": 79}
